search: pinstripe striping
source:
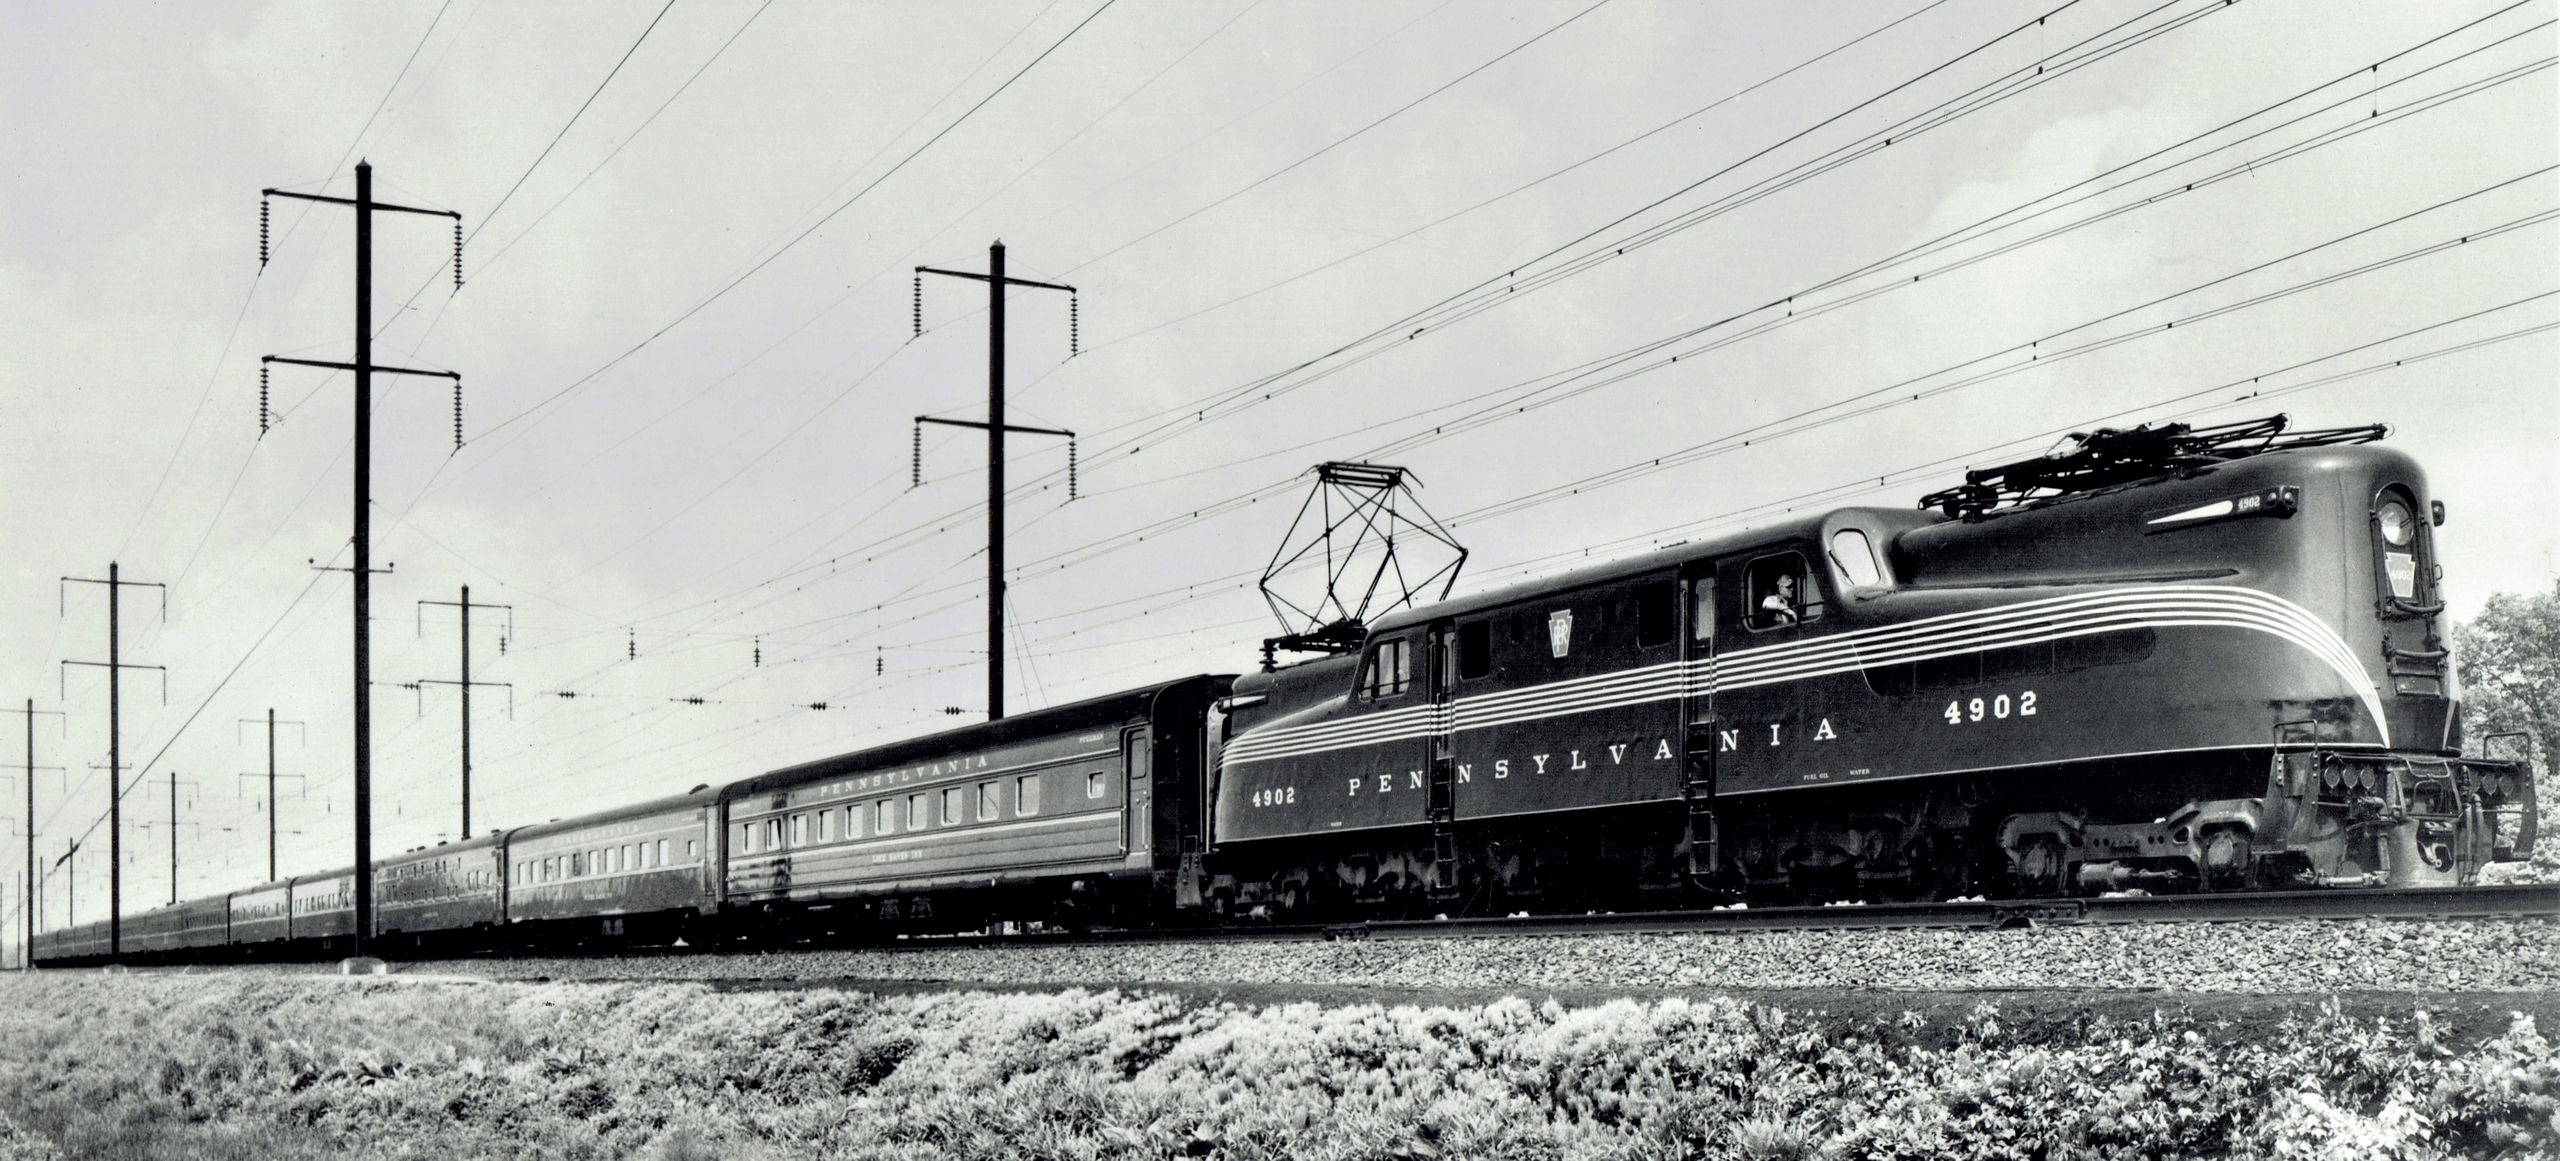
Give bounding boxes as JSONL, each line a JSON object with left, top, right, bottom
{"left": 1221, "top": 586, "right": 2386, "bottom": 766}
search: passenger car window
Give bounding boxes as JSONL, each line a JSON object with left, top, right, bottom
{"left": 878, "top": 800, "right": 895, "bottom": 835}
{"left": 1017, "top": 774, "right": 1041, "bottom": 816}
{"left": 1360, "top": 637, "right": 1411, "bottom": 698}
{"left": 940, "top": 787, "right": 963, "bottom": 825}
{"left": 907, "top": 794, "right": 926, "bottom": 830}
{"left": 1828, "top": 529, "right": 1882, "bottom": 588}
{"left": 1087, "top": 771, "right": 1106, "bottom": 800}
{"left": 979, "top": 782, "right": 1000, "bottom": 821}
{"left": 1745, "top": 552, "right": 1822, "bottom": 631}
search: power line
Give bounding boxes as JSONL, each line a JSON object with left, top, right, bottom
{"left": 1066, "top": 0, "right": 1616, "bottom": 272}
{"left": 468, "top": 0, "right": 679, "bottom": 258}
{"left": 470, "top": 0, "right": 1123, "bottom": 443}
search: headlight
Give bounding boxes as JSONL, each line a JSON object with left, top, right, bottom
{"left": 2376, "top": 499, "right": 2415, "bottom": 547}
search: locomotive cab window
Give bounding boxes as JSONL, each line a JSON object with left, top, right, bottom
{"left": 1457, "top": 621, "right": 1492, "bottom": 679}
{"left": 1360, "top": 636, "right": 1411, "bottom": 699}
{"left": 1745, "top": 552, "right": 1822, "bottom": 631}
{"left": 1636, "top": 581, "right": 1676, "bottom": 647}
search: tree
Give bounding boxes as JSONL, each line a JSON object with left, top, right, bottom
{"left": 2456, "top": 579, "right": 2560, "bottom": 756}
{"left": 2453, "top": 579, "right": 2559, "bottom": 879}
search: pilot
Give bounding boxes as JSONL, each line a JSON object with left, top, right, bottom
{"left": 1761, "top": 573, "right": 1799, "bottom": 626}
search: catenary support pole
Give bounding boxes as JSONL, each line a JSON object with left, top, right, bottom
{"left": 262, "top": 161, "right": 462, "bottom": 963}
{"left": 911, "top": 244, "right": 1073, "bottom": 724}
{"left": 108, "top": 563, "right": 119, "bottom": 959}
{"left": 988, "top": 241, "right": 1005, "bottom": 721}
{"left": 353, "top": 161, "right": 375, "bottom": 960}
{"left": 267, "top": 709, "right": 277, "bottom": 883}
{"left": 461, "top": 586, "right": 471, "bottom": 838}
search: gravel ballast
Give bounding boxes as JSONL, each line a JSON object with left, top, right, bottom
{"left": 349, "top": 916, "right": 2560, "bottom": 994}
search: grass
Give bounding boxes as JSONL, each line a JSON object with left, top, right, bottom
{"left": 0, "top": 971, "right": 2551, "bottom": 1159}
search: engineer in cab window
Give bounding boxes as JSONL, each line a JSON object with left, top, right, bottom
{"left": 1759, "top": 573, "right": 1799, "bottom": 626}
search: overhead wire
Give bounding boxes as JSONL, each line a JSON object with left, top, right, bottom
{"left": 573, "top": 0, "right": 2171, "bottom": 637}
{"left": 467, "top": 0, "right": 1123, "bottom": 444}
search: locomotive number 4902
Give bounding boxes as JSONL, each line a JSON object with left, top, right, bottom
{"left": 1251, "top": 787, "right": 1298, "bottom": 808}
{"left": 1944, "top": 690, "right": 2037, "bottom": 725}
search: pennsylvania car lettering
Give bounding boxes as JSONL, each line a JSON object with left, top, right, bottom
{"left": 784, "top": 732, "right": 1118, "bottom": 807}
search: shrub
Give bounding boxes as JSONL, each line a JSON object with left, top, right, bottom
{"left": 0, "top": 974, "right": 2548, "bottom": 1159}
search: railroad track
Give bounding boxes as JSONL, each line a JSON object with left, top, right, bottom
{"left": 847, "top": 881, "right": 2560, "bottom": 952}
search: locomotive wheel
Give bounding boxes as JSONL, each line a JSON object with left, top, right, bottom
{"left": 2013, "top": 836, "right": 2067, "bottom": 897}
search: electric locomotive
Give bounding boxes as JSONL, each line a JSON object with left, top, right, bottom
{"left": 1209, "top": 418, "right": 2537, "bottom": 913}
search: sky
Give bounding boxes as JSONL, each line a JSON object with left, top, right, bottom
{"left": 1, "top": 0, "right": 2551, "bottom": 949}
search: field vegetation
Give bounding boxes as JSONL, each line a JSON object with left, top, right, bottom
{"left": 0, "top": 972, "right": 2551, "bottom": 1160}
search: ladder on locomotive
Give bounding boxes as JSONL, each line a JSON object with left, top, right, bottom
{"left": 1427, "top": 623, "right": 1461, "bottom": 899}
{"left": 1679, "top": 569, "right": 1718, "bottom": 886}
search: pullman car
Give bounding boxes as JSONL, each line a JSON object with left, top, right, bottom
{"left": 504, "top": 790, "right": 718, "bottom": 948}
{"left": 375, "top": 836, "right": 508, "bottom": 955}
{"left": 719, "top": 675, "right": 1228, "bottom": 936}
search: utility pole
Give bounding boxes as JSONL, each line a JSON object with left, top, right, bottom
{"left": 54, "top": 839, "right": 76, "bottom": 930}
{"left": 3, "top": 702, "right": 62, "bottom": 972}
{"left": 913, "top": 241, "right": 1079, "bottom": 721}
{"left": 148, "top": 772, "right": 196, "bottom": 905}
{"left": 413, "top": 587, "right": 511, "bottom": 839}
{"left": 60, "top": 564, "right": 166, "bottom": 963}
{"left": 261, "top": 162, "right": 464, "bottom": 964}
{"left": 239, "top": 712, "right": 305, "bottom": 883}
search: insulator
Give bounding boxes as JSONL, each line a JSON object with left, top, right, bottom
{"left": 1067, "top": 438, "right": 1077, "bottom": 500}
{"left": 911, "top": 422, "right": 922, "bottom": 488}
{"left": 627, "top": 629, "right": 636, "bottom": 660}
{"left": 1069, "top": 293, "right": 1079, "bottom": 357}
{"left": 753, "top": 637, "right": 761, "bottom": 667}
{"left": 258, "top": 198, "right": 270, "bottom": 268}
{"left": 876, "top": 647, "right": 883, "bottom": 677}
{"left": 912, "top": 274, "right": 922, "bottom": 338}
{"left": 259, "top": 365, "right": 270, "bottom": 437}
{"left": 452, "top": 380, "right": 464, "bottom": 450}
{"left": 452, "top": 218, "right": 464, "bottom": 288}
